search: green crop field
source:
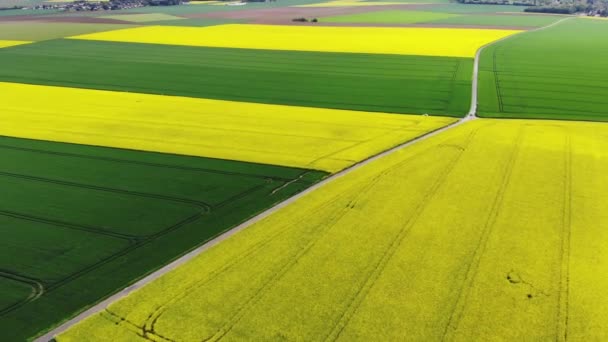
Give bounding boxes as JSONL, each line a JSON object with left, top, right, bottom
{"left": 0, "top": 135, "right": 325, "bottom": 341}
{"left": 425, "top": 4, "right": 527, "bottom": 13}
{"left": 478, "top": 18, "right": 608, "bottom": 121}
{"left": 321, "top": 10, "right": 459, "bottom": 24}
{"left": 321, "top": 10, "right": 562, "bottom": 27}
{"left": 428, "top": 14, "right": 565, "bottom": 27}
{"left": 0, "top": 22, "right": 135, "bottom": 41}
{"left": 0, "top": 39, "right": 473, "bottom": 116}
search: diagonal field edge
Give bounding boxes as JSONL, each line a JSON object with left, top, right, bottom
{"left": 33, "top": 119, "right": 468, "bottom": 342}
{"left": 34, "top": 18, "right": 571, "bottom": 342}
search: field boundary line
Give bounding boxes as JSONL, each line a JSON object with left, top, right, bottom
{"left": 0, "top": 271, "right": 44, "bottom": 316}
{"left": 36, "top": 19, "right": 563, "bottom": 341}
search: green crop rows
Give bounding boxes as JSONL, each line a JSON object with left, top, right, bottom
{"left": 478, "top": 18, "right": 608, "bottom": 121}
{"left": 0, "top": 39, "right": 473, "bottom": 116}
{"left": 0, "top": 135, "right": 326, "bottom": 341}
{"left": 428, "top": 14, "right": 565, "bottom": 27}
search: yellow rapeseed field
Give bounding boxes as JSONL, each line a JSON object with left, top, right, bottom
{"left": 0, "top": 82, "right": 453, "bottom": 172}
{"left": 69, "top": 24, "right": 521, "bottom": 58}
{"left": 57, "top": 119, "right": 608, "bottom": 341}
{"left": 0, "top": 40, "right": 31, "bottom": 48}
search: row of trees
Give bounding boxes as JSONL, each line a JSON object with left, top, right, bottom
{"left": 523, "top": 1, "right": 608, "bottom": 14}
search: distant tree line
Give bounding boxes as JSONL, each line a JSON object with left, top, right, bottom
{"left": 455, "top": 0, "right": 535, "bottom": 5}
{"left": 524, "top": 5, "right": 579, "bottom": 13}
{"left": 146, "top": 0, "right": 181, "bottom": 5}
{"left": 524, "top": 1, "right": 607, "bottom": 15}
{"left": 60, "top": 0, "right": 183, "bottom": 11}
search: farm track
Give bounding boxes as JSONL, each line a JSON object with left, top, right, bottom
{"left": 0, "top": 271, "right": 44, "bottom": 315}
{"left": 442, "top": 127, "right": 524, "bottom": 339}
{"left": 0, "top": 209, "right": 139, "bottom": 241}
{"left": 137, "top": 128, "right": 475, "bottom": 341}
{"left": 33, "top": 107, "right": 468, "bottom": 342}
{"left": 0, "top": 170, "right": 212, "bottom": 209}
{"left": 480, "top": 17, "right": 601, "bottom": 121}
{"left": 34, "top": 18, "right": 572, "bottom": 342}
{"left": 1, "top": 166, "right": 293, "bottom": 311}
{"left": 324, "top": 130, "right": 479, "bottom": 342}
{"left": 556, "top": 134, "right": 572, "bottom": 342}
{"left": 136, "top": 142, "right": 442, "bottom": 341}
{"left": 0, "top": 209, "right": 204, "bottom": 315}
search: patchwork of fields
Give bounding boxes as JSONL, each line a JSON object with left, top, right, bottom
{"left": 57, "top": 119, "right": 608, "bottom": 341}
{"left": 0, "top": 2, "right": 607, "bottom": 341}
{"left": 478, "top": 18, "right": 608, "bottom": 122}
